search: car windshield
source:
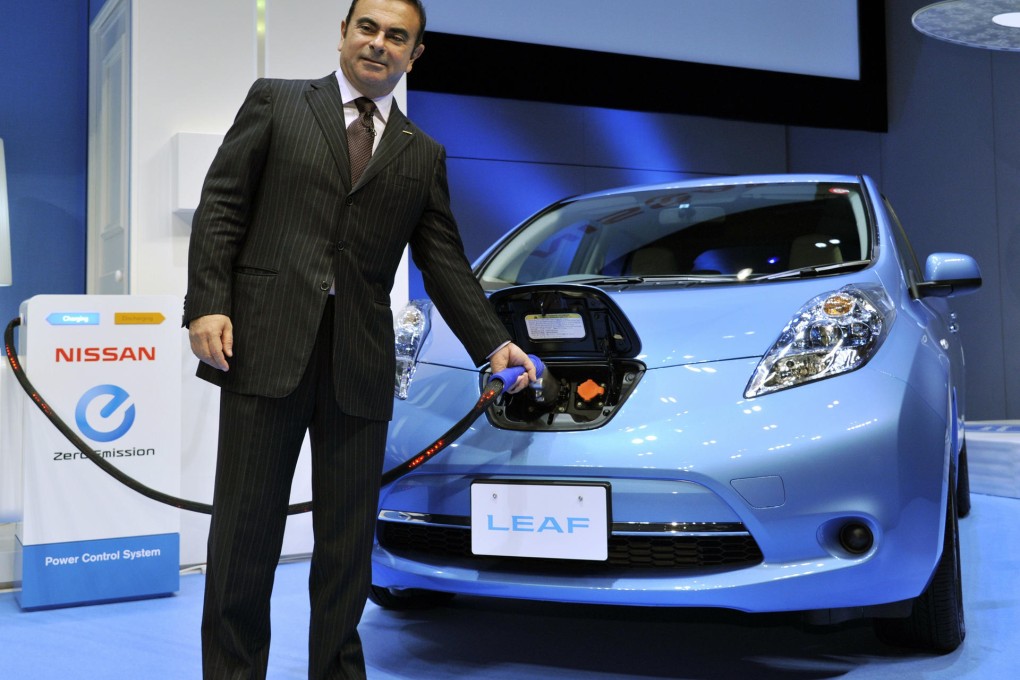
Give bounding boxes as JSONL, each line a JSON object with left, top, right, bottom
{"left": 477, "top": 181, "right": 872, "bottom": 290}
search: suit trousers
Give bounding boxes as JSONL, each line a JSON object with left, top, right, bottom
{"left": 201, "top": 302, "right": 388, "bottom": 680}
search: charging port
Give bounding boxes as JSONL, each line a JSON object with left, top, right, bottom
{"left": 486, "top": 359, "right": 644, "bottom": 431}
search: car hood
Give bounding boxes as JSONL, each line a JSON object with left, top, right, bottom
{"left": 422, "top": 274, "right": 885, "bottom": 370}
{"left": 608, "top": 281, "right": 831, "bottom": 367}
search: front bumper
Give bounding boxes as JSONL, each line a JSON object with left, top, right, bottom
{"left": 374, "top": 358, "right": 950, "bottom": 613}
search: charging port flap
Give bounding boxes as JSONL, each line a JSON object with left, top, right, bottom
{"left": 486, "top": 284, "right": 645, "bottom": 431}
{"left": 488, "top": 284, "right": 642, "bottom": 361}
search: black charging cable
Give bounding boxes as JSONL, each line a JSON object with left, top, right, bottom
{"left": 3, "top": 316, "right": 537, "bottom": 514}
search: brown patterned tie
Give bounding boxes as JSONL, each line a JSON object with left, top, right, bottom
{"left": 347, "top": 97, "right": 376, "bottom": 184}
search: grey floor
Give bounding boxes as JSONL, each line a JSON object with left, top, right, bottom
{"left": 1, "top": 492, "right": 1017, "bottom": 679}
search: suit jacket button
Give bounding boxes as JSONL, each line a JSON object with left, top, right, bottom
{"left": 346, "top": 197, "right": 354, "bottom": 206}
{"left": 319, "top": 281, "right": 330, "bottom": 291}
{"left": 336, "top": 241, "right": 346, "bottom": 251}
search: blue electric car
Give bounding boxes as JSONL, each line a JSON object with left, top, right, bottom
{"left": 373, "top": 174, "right": 981, "bottom": 653}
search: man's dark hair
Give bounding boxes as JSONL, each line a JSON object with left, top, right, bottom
{"left": 344, "top": 0, "right": 427, "bottom": 46}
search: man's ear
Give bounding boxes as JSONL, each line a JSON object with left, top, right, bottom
{"left": 337, "top": 20, "right": 348, "bottom": 53}
{"left": 406, "top": 43, "right": 425, "bottom": 72}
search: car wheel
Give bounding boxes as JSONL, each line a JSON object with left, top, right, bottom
{"left": 874, "top": 479, "right": 965, "bottom": 653}
{"left": 956, "top": 442, "right": 971, "bottom": 519}
{"left": 367, "top": 585, "right": 456, "bottom": 610}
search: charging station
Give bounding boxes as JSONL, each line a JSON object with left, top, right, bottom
{"left": 8, "top": 295, "right": 182, "bottom": 609}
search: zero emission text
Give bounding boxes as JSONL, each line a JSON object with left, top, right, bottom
{"left": 53, "top": 448, "right": 156, "bottom": 461}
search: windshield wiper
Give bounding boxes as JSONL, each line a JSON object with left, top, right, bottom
{"left": 564, "top": 274, "right": 735, "bottom": 287}
{"left": 560, "top": 276, "right": 646, "bottom": 286}
{"left": 751, "top": 260, "right": 871, "bottom": 282}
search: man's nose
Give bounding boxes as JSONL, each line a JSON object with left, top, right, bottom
{"left": 368, "top": 31, "right": 386, "bottom": 49}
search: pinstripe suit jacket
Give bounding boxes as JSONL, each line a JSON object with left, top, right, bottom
{"left": 184, "top": 74, "right": 510, "bottom": 421}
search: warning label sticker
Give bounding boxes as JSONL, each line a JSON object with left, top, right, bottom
{"left": 524, "top": 313, "right": 586, "bottom": 340}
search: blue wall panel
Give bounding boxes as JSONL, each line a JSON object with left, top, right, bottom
{"left": 407, "top": 92, "right": 588, "bottom": 165}
{"left": 0, "top": 1, "right": 91, "bottom": 326}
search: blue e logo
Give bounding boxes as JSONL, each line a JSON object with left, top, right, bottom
{"left": 75, "top": 384, "right": 136, "bottom": 442}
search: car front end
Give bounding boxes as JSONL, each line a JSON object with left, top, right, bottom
{"left": 373, "top": 174, "right": 980, "bottom": 651}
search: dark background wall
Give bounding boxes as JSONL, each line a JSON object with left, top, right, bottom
{"left": 0, "top": 0, "right": 1015, "bottom": 420}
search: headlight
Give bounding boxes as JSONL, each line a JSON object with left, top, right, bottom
{"left": 744, "top": 285, "right": 894, "bottom": 397}
{"left": 394, "top": 299, "right": 432, "bottom": 400}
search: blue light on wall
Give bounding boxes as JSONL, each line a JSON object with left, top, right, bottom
{"left": 586, "top": 108, "right": 689, "bottom": 176}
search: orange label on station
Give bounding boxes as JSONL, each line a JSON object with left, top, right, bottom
{"left": 114, "top": 312, "right": 166, "bottom": 325}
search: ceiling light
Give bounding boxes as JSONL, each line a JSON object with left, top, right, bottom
{"left": 992, "top": 12, "right": 1020, "bottom": 28}
{"left": 914, "top": 1, "right": 1020, "bottom": 51}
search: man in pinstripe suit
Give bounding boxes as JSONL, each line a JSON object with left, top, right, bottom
{"left": 185, "top": 1, "right": 535, "bottom": 677}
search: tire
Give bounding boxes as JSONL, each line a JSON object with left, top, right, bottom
{"left": 368, "top": 585, "right": 456, "bottom": 610}
{"left": 956, "top": 442, "right": 971, "bottom": 519}
{"left": 874, "top": 480, "right": 965, "bottom": 653}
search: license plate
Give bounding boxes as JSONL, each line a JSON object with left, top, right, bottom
{"left": 470, "top": 481, "right": 610, "bottom": 561}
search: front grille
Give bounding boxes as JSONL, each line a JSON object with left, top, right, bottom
{"left": 377, "top": 521, "right": 763, "bottom": 569}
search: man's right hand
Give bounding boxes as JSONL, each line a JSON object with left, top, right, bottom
{"left": 188, "top": 314, "right": 233, "bottom": 371}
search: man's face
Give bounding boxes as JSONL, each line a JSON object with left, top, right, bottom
{"left": 338, "top": 0, "right": 425, "bottom": 99}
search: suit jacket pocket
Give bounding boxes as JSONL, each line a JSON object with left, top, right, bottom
{"left": 234, "top": 266, "right": 279, "bottom": 277}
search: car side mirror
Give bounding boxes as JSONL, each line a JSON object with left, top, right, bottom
{"left": 915, "top": 252, "right": 982, "bottom": 298}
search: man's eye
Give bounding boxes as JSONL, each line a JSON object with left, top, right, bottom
{"left": 388, "top": 33, "right": 408, "bottom": 45}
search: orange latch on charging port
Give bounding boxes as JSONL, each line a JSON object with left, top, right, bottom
{"left": 576, "top": 379, "right": 606, "bottom": 402}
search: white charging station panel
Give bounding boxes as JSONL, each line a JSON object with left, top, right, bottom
{"left": 12, "top": 295, "right": 181, "bottom": 609}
